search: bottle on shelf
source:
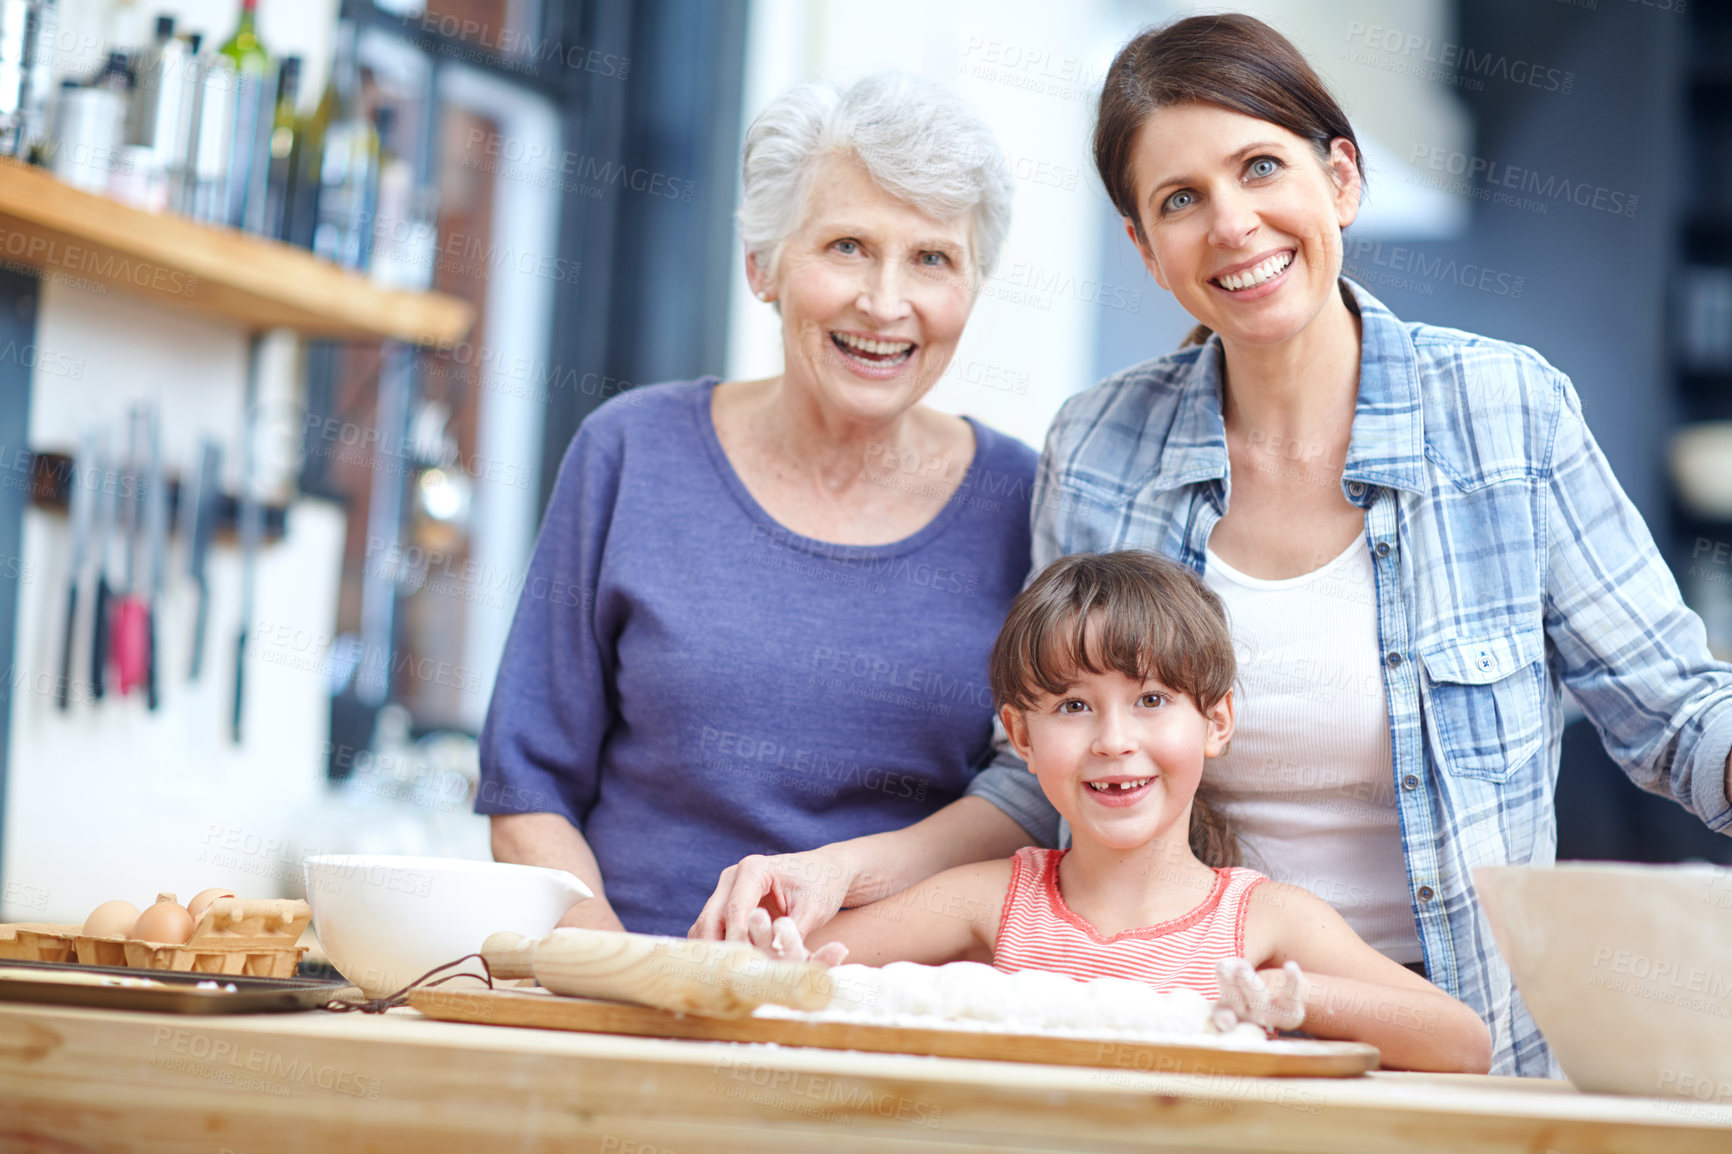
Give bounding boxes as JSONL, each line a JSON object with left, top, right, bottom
{"left": 18, "top": 0, "right": 59, "bottom": 162}
{"left": 0, "top": 0, "right": 33, "bottom": 156}
{"left": 124, "top": 15, "right": 193, "bottom": 205}
{"left": 0, "top": 0, "right": 58, "bottom": 160}
{"left": 220, "top": 0, "right": 275, "bottom": 232}
{"left": 261, "top": 54, "right": 299, "bottom": 240}
{"left": 182, "top": 37, "right": 237, "bottom": 224}
{"left": 50, "top": 52, "right": 129, "bottom": 193}
{"left": 289, "top": 18, "right": 344, "bottom": 251}
{"left": 311, "top": 20, "right": 379, "bottom": 271}
{"left": 370, "top": 105, "right": 435, "bottom": 290}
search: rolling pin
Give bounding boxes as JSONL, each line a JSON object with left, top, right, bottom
{"left": 481, "top": 928, "right": 833, "bottom": 1018}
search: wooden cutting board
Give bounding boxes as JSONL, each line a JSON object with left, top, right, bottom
{"left": 409, "top": 986, "right": 1379, "bottom": 1077}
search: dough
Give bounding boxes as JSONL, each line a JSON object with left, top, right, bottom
{"left": 759, "top": 961, "right": 1266, "bottom": 1043}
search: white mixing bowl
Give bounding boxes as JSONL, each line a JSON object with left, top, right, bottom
{"left": 1475, "top": 862, "right": 1732, "bottom": 1101}
{"left": 302, "top": 854, "right": 592, "bottom": 997}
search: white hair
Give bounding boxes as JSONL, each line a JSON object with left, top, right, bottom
{"left": 737, "top": 71, "right": 1014, "bottom": 286}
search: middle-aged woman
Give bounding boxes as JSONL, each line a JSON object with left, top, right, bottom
{"left": 476, "top": 72, "right": 1037, "bottom": 937}
{"left": 696, "top": 15, "right": 1732, "bottom": 1076}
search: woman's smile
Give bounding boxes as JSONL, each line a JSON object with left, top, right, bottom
{"left": 1210, "top": 248, "right": 1295, "bottom": 297}
{"left": 829, "top": 329, "right": 918, "bottom": 378}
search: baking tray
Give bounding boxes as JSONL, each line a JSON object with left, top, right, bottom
{"left": 0, "top": 957, "right": 351, "bottom": 1013}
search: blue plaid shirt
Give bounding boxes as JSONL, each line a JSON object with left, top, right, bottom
{"left": 967, "top": 278, "right": 1732, "bottom": 1076}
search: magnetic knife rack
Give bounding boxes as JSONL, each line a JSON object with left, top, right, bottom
{"left": 24, "top": 451, "right": 290, "bottom": 545}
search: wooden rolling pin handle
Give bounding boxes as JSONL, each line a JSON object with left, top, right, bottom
{"left": 481, "top": 931, "right": 539, "bottom": 980}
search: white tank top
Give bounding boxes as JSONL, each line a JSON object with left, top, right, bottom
{"left": 1202, "top": 537, "right": 1424, "bottom": 964}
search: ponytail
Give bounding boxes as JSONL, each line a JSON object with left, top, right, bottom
{"left": 1189, "top": 787, "right": 1239, "bottom": 868}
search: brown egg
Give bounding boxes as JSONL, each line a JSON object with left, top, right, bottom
{"left": 186, "top": 887, "right": 236, "bottom": 925}
{"left": 131, "top": 893, "right": 194, "bottom": 945}
{"left": 82, "top": 899, "right": 140, "bottom": 938}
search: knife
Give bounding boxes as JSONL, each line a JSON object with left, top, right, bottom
{"left": 89, "top": 439, "right": 114, "bottom": 701}
{"left": 183, "top": 440, "right": 222, "bottom": 682}
{"left": 142, "top": 404, "right": 165, "bottom": 711}
{"left": 234, "top": 336, "right": 263, "bottom": 743}
{"left": 56, "top": 432, "right": 100, "bottom": 710}
{"left": 113, "top": 407, "right": 150, "bottom": 698}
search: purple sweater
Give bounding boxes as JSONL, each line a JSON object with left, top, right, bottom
{"left": 476, "top": 379, "right": 1036, "bottom": 934}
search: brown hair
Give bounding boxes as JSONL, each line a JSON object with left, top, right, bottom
{"left": 1093, "top": 14, "right": 1366, "bottom": 346}
{"left": 990, "top": 551, "right": 1239, "bottom": 867}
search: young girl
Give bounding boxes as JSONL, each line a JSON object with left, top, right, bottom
{"left": 752, "top": 551, "right": 1492, "bottom": 1073}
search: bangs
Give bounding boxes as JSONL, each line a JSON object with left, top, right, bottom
{"left": 989, "top": 551, "right": 1234, "bottom": 713}
{"left": 1021, "top": 607, "right": 1171, "bottom": 701}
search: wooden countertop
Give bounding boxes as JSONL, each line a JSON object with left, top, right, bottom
{"left": 3, "top": 998, "right": 1730, "bottom": 1153}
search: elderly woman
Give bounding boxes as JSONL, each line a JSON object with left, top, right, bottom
{"left": 697, "top": 17, "right": 1732, "bottom": 1076}
{"left": 477, "top": 72, "right": 1035, "bottom": 937}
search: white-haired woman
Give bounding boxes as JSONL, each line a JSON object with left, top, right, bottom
{"left": 477, "top": 73, "right": 1036, "bottom": 935}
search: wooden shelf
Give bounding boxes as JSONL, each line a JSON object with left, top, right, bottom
{"left": 0, "top": 157, "right": 474, "bottom": 345}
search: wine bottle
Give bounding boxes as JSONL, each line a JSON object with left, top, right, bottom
{"left": 285, "top": 28, "right": 332, "bottom": 251}
{"left": 261, "top": 55, "right": 299, "bottom": 240}
{"left": 219, "top": 0, "right": 273, "bottom": 231}
{"left": 311, "top": 20, "right": 378, "bottom": 271}
{"left": 289, "top": 18, "right": 344, "bottom": 251}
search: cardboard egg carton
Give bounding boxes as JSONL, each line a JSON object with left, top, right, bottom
{"left": 2, "top": 899, "right": 312, "bottom": 979}
{"left": 77, "top": 898, "right": 313, "bottom": 977}
{"left": 111, "top": 938, "right": 308, "bottom": 978}
{"left": 0, "top": 923, "right": 79, "bottom": 962}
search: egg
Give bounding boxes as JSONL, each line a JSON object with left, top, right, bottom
{"left": 82, "top": 899, "right": 140, "bottom": 938}
{"left": 131, "top": 893, "right": 194, "bottom": 945}
{"left": 186, "top": 887, "right": 236, "bottom": 925}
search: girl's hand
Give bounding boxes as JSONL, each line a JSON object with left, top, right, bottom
{"left": 745, "top": 907, "right": 850, "bottom": 967}
{"left": 1212, "top": 958, "right": 1306, "bottom": 1033}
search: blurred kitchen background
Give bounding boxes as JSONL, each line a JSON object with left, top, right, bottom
{"left": 0, "top": 0, "right": 1727, "bottom": 922}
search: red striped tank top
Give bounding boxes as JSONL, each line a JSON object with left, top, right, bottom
{"left": 993, "top": 847, "right": 1268, "bottom": 998}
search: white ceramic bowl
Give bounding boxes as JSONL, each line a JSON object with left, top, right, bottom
{"left": 302, "top": 854, "right": 592, "bottom": 997}
{"left": 1475, "top": 862, "right": 1732, "bottom": 1100}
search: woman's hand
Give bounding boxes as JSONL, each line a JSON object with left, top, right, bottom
{"left": 744, "top": 907, "right": 850, "bottom": 967}
{"left": 1212, "top": 958, "right": 1307, "bottom": 1033}
{"left": 689, "top": 849, "right": 856, "bottom": 942}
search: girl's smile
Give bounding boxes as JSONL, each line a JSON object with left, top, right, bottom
{"left": 1082, "top": 774, "right": 1158, "bottom": 807}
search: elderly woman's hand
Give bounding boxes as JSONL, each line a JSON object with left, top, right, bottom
{"left": 688, "top": 849, "right": 856, "bottom": 943}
